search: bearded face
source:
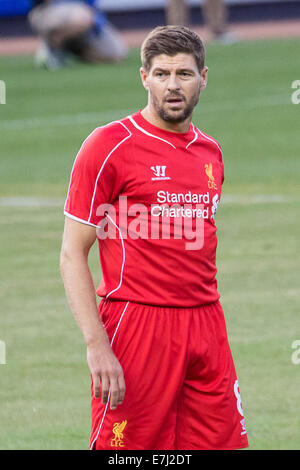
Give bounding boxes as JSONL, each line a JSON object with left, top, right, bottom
{"left": 141, "top": 53, "right": 207, "bottom": 129}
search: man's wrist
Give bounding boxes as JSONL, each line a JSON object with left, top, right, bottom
{"left": 85, "top": 321, "right": 110, "bottom": 348}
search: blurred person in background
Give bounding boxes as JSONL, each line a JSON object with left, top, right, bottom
{"left": 202, "top": 0, "right": 237, "bottom": 44}
{"left": 165, "top": 0, "right": 189, "bottom": 26}
{"left": 165, "top": 0, "right": 237, "bottom": 44}
{"left": 28, "top": 0, "right": 128, "bottom": 69}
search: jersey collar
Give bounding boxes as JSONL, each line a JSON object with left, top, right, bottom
{"left": 129, "top": 110, "right": 198, "bottom": 149}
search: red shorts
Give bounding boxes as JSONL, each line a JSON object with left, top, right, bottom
{"left": 90, "top": 299, "right": 249, "bottom": 450}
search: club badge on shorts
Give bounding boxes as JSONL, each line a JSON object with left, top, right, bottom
{"left": 110, "top": 420, "right": 127, "bottom": 447}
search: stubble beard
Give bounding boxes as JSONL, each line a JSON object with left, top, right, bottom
{"left": 151, "top": 88, "right": 201, "bottom": 124}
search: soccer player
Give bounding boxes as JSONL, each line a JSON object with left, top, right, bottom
{"left": 60, "top": 25, "right": 249, "bottom": 450}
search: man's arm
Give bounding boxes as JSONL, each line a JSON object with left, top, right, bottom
{"left": 60, "top": 217, "right": 125, "bottom": 410}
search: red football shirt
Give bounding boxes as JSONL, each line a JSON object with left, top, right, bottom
{"left": 64, "top": 110, "right": 224, "bottom": 307}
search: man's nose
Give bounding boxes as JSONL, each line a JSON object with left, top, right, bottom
{"left": 167, "top": 73, "right": 180, "bottom": 91}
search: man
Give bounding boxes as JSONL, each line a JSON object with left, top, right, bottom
{"left": 60, "top": 25, "right": 248, "bottom": 450}
{"left": 28, "top": 0, "right": 127, "bottom": 69}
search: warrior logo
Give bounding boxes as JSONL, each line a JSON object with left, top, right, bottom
{"left": 151, "top": 165, "right": 171, "bottom": 181}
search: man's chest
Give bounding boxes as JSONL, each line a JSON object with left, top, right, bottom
{"left": 122, "top": 141, "right": 223, "bottom": 210}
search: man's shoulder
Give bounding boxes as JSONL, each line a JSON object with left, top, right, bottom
{"left": 82, "top": 117, "right": 133, "bottom": 156}
{"left": 193, "top": 126, "right": 223, "bottom": 165}
{"left": 90, "top": 117, "right": 132, "bottom": 142}
{"left": 195, "top": 127, "right": 222, "bottom": 154}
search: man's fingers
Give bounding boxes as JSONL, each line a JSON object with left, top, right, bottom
{"left": 93, "top": 374, "right": 101, "bottom": 399}
{"left": 87, "top": 344, "right": 125, "bottom": 407}
{"left": 91, "top": 366, "right": 125, "bottom": 409}
{"left": 101, "top": 375, "right": 109, "bottom": 404}
{"left": 98, "top": 373, "right": 125, "bottom": 409}
{"left": 118, "top": 375, "right": 126, "bottom": 404}
{"left": 109, "top": 377, "right": 120, "bottom": 410}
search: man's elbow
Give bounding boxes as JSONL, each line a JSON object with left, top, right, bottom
{"left": 60, "top": 243, "right": 89, "bottom": 275}
{"left": 60, "top": 246, "right": 71, "bottom": 277}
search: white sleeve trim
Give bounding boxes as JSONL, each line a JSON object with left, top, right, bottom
{"left": 64, "top": 211, "right": 98, "bottom": 228}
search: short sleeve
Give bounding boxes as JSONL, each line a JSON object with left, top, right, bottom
{"left": 64, "top": 123, "right": 129, "bottom": 227}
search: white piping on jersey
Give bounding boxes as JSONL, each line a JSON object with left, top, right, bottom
{"left": 186, "top": 124, "right": 198, "bottom": 149}
{"left": 90, "top": 301, "right": 130, "bottom": 451}
{"left": 105, "top": 213, "right": 126, "bottom": 299}
{"left": 128, "top": 115, "right": 176, "bottom": 149}
{"left": 197, "top": 128, "right": 223, "bottom": 155}
{"left": 115, "top": 119, "right": 133, "bottom": 134}
{"left": 64, "top": 120, "right": 132, "bottom": 224}
{"left": 88, "top": 124, "right": 132, "bottom": 223}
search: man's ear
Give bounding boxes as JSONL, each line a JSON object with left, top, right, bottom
{"left": 140, "top": 67, "right": 149, "bottom": 91}
{"left": 200, "top": 66, "right": 208, "bottom": 91}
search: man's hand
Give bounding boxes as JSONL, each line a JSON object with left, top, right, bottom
{"left": 87, "top": 340, "right": 126, "bottom": 410}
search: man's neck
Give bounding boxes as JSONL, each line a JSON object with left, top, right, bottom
{"left": 141, "top": 106, "right": 191, "bottom": 133}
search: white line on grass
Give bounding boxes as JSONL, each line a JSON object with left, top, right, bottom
{"left": 0, "top": 197, "right": 64, "bottom": 207}
{"left": 0, "top": 194, "right": 295, "bottom": 208}
{"left": 0, "top": 108, "right": 134, "bottom": 131}
{"left": 221, "top": 194, "right": 291, "bottom": 204}
{"left": 0, "top": 94, "right": 291, "bottom": 131}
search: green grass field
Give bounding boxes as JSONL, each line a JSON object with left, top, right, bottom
{"left": 0, "top": 37, "right": 300, "bottom": 450}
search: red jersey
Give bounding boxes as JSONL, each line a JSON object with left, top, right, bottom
{"left": 64, "top": 110, "right": 224, "bottom": 307}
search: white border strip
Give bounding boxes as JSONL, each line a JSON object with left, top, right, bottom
{"left": 90, "top": 300, "right": 130, "bottom": 450}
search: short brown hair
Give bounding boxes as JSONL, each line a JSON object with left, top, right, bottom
{"left": 141, "top": 25, "right": 206, "bottom": 73}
